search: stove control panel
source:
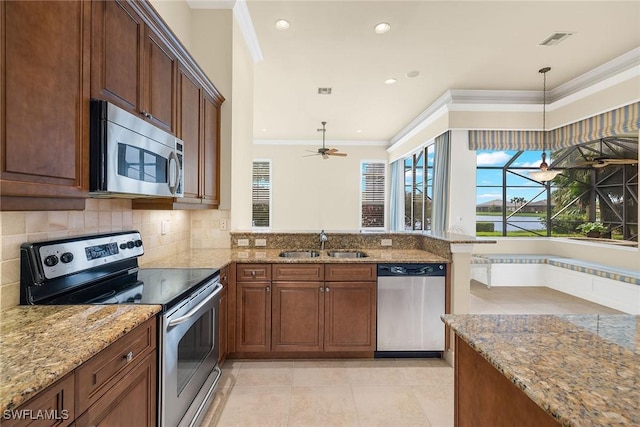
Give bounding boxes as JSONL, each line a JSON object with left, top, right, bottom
{"left": 36, "top": 232, "right": 144, "bottom": 280}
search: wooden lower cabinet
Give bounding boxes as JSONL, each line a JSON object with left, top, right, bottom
{"left": 7, "top": 317, "right": 157, "bottom": 427}
{"left": 454, "top": 336, "right": 560, "bottom": 427}
{"left": 271, "top": 282, "right": 324, "bottom": 352}
{"left": 74, "top": 352, "right": 156, "bottom": 427}
{"left": 235, "top": 282, "right": 272, "bottom": 352}
{"left": 324, "top": 282, "right": 376, "bottom": 352}
{"left": 233, "top": 263, "right": 376, "bottom": 355}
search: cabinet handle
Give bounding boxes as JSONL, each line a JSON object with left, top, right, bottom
{"left": 140, "top": 110, "right": 153, "bottom": 119}
{"left": 124, "top": 351, "right": 133, "bottom": 363}
{"left": 325, "top": 286, "right": 330, "bottom": 292}
{"left": 250, "top": 270, "right": 256, "bottom": 277}
{"left": 319, "top": 286, "right": 324, "bottom": 292}
{"left": 266, "top": 286, "right": 270, "bottom": 293}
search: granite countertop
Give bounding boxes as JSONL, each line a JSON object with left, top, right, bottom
{"left": 0, "top": 304, "right": 161, "bottom": 412}
{"left": 442, "top": 314, "right": 640, "bottom": 427}
{"left": 140, "top": 248, "right": 450, "bottom": 268}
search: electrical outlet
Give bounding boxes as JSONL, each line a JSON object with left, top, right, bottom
{"left": 161, "top": 220, "right": 169, "bottom": 235}
{"left": 237, "top": 238, "right": 249, "bottom": 247}
{"left": 220, "top": 219, "right": 227, "bottom": 230}
{"left": 381, "top": 238, "right": 392, "bottom": 246}
{"left": 255, "top": 238, "right": 267, "bottom": 247}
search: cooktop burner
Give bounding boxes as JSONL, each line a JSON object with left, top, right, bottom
{"left": 20, "top": 231, "right": 219, "bottom": 311}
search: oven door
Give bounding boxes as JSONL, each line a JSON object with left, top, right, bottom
{"left": 161, "top": 280, "right": 222, "bottom": 427}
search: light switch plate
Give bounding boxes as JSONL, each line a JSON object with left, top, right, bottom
{"left": 220, "top": 219, "right": 227, "bottom": 230}
{"left": 237, "top": 238, "right": 249, "bottom": 247}
{"left": 161, "top": 220, "right": 169, "bottom": 235}
{"left": 381, "top": 238, "right": 392, "bottom": 246}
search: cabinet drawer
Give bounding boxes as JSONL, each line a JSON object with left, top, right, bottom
{"left": 325, "top": 264, "right": 376, "bottom": 282}
{"left": 273, "top": 264, "right": 324, "bottom": 281}
{"left": 237, "top": 264, "right": 272, "bottom": 281}
{"left": 4, "top": 373, "right": 75, "bottom": 427}
{"left": 75, "top": 317, "right": 156, "bottom": 414}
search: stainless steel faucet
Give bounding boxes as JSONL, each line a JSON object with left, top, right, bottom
{"left": 319, "top": 230, "right": 328, "bottom": 250}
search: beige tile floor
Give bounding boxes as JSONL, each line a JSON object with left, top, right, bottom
{"left": 202, "top": 282, "right": 621, "bottom": 427}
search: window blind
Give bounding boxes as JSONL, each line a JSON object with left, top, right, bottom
{"left": 252, "top": 160, "right": 271, "bottom": 228}
{"left": 361, "top": 162, "right": 385, "bottom": 229}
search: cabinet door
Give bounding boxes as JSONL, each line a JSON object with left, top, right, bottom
{"left": 324, "top": 282, "right": 376, "bottom": 352}
{"left": 201, "top": 91, "right": 221, "bottom": 206}
{"left": 178, "top": 66, "right": 202, "bottom": 201}
{"left": 74, "top": 352, "right": 157, "bottom": 427}
{"left": 1, "top": 0, "right": 89, "bottom": 210}
{"left": 142, "top": 27, "right": 176, "bottom": 134}
{"left": 90, "top": 0, "right": 143, "bottom": 114}
{"left": 3, "top": 373, "right": 75, "bottom": 427}
{"left": 272, "top": 282, "right": 324, "bottom": 352}
{"left": 236, "top": 282, "right": 271, "bottom": 352}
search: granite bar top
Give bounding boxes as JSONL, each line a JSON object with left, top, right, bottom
{"left": 442, "top": 314, "right": 640, "bottom": 427}
{"left": 140, "top": 248, "right": 449, "bottom": 268}
{"left": 0, "top": 304, "right": 161, "bottom": 412}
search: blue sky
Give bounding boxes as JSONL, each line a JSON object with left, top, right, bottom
{"left": 476, "top": 150, "right": 550, "bottom": 205}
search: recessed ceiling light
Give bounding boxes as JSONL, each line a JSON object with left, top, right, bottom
{"left": 374, "top": 22, "right": 391, "bottom": 34}
{"left": 261, "top": 128, "right": 268, "bottom": 132}
{"left": 384, "top": 78, "right": 397, "bottom": 85}
{"left": 275, "top": 19, "right": 290, "bottom": 30}
{"left": 356, "top": 129, "right": 363, "bottom": 133}
{"left": 406, "top": 70, "right": 420, "bottom": 78}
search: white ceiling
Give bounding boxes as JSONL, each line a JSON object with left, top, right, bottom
{"left": 245, "top": 1, "right": 639, "bottom": 144}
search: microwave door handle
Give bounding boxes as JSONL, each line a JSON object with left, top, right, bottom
{"left": 167, "top": 151, "right": 180, "bottom": 195}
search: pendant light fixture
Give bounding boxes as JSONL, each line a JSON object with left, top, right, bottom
{"left": 529, "top": 67, "right": 561, "bottom": 182}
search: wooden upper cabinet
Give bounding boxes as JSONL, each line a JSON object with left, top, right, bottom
{"left": 202, "top": 91, "right": 221, "bottom": 206}
{"left": 178, "top": 67, "right": 203, "bottom": 201}
{"left": 0, "top": 0, "right": 89, "bottom": 210}
{"left": 90, "top": 0, "right": 142, "bottom": 113}
{"left": 91, "top": 0, "right": 176, "bottom": 135}
{"left": 142, "top": 26, "right": 176, "bottom": 133}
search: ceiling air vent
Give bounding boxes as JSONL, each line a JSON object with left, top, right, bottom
{"left": 317, "top": 87, "right": 332, "bottom": 95}
{"left": 538, "top": 32, "right": 573, "bottom": 46}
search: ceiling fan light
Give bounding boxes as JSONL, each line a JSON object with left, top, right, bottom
{"left": 529, "top": 169, "right": 562, "bottom": 182}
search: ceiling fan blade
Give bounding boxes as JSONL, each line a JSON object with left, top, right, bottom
{"left": 328, "top": 152, "right": 348, "bottom": 157}
{"left": 600, "top": 158, "right": 638, "bottom": 164}
{"left": 303, "top": 153, "right": 320, "bottom": 157}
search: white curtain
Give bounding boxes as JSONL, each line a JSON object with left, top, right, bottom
{"left": 388, "top": 160, "right": 404, "bottom": 231}
{"left": 431, "top": 131, "right": 450, "bottom": 233}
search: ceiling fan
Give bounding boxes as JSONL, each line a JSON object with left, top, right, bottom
{"left": 573, "top": 157, "right": 638, "bottom": 168}
{"left": 570, "top": 139, "right": 638, "bottom": 168}
{"left": 304, "top": 121, "right": 347, "bottom": 159}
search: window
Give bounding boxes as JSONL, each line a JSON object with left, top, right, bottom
{"left": 475, "top": 139, "right": 638, "bottom": 242}
{"left": 252, "top": 160, "right": 271, "bottom": 228}
{"left": 360, "top": 162, "right": 386, "bottom": 229}
{"left": 404, "top": 145, "right": 435, "bottom": 231}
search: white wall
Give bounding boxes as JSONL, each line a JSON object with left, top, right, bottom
{"left": 447, "top": 130, "right": 477, "bottom": 235}
{"left": 229, "top": 17, "right": 255, "bottom": 230}
{"left": 251, "top": 144, "right": 388, "bottom": 231}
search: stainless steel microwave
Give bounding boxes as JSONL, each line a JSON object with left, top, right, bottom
{"left": 89, "top": 100, "right": 184, "bottom": 198}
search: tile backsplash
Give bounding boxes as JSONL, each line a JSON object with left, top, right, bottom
{"left": 0, "top": 199, "right": 230, "bottom": 309}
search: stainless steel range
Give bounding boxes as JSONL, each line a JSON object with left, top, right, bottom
{"left": 20, "top": 231, "right": 222, "bottom": 427}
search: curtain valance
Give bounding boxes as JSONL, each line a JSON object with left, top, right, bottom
{"left": 468, "top": 102, "right": 639, "bottom": 151}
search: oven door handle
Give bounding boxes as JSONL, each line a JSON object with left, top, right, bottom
{"left": 168, "top": 284, "right": 222, "bottom": 328}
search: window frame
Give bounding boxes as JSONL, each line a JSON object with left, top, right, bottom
{"left": 251, "top": 159, "right": 272, "bottom": 230}
{"left": 359, "top": 160, "right": 387, "bottom": 231}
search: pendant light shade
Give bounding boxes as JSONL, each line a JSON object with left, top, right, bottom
{"left": 529, "top": 67, "right": 561, "bottom": 182}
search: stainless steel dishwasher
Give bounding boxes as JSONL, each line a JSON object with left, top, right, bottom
{"left": 376, "top": 263, "right": 446, "bottom": 357}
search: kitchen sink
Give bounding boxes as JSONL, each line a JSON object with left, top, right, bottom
{"left": 278, "top": 250, "right": 321, "bottom": 258}
{"left": 326, "top": 250, "right": 369, "bottom": 258}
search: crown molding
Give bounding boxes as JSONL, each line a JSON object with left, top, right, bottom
{"left": 186, "top": 0, "right": 263, "bottom": 63}
{"left": 389, "top": 48, "right": 640, "bottom": 151}
{"left": 254, "top": 139, "right": 389, "bottom": 147}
